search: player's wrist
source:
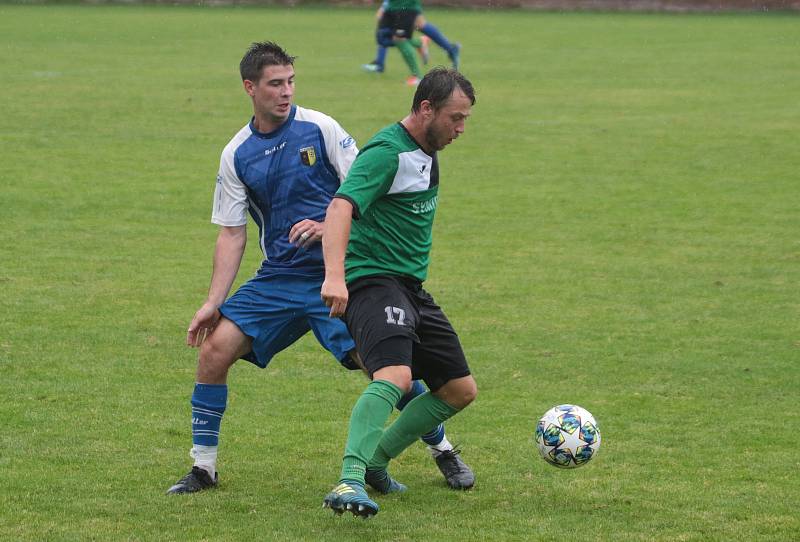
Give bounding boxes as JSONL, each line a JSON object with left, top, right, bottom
{"left": 324, "top": 269, "right": 345, "bottom": 282}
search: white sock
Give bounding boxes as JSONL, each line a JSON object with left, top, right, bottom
{"left": 190, "top": 444, "right": 218, "bottom": 476}
{"left": 428, "top": 436, "right": 454, "bottom": 457}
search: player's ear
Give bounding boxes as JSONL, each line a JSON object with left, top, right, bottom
{"left": 243, "top": 79, "right": 256, "bottom": 97}
{"left": 420, "top": 99, "right": 435, "bottom": 118}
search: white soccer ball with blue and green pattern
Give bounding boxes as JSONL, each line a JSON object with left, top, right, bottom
{"left": 535, "top": 404, "right": 601, "bottom": 468}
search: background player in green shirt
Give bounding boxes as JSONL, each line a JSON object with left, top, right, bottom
{"left": 321, "top": 67, "right": 477, "bottom": 517}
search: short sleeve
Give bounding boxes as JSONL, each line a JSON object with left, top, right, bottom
{"left": 211, "top": 146, "right": 248, "bottom": 226}
{"left": 335, "top": 142, "right": 398, "bottom": 219}
{"left": 319, "top": 117, "right": 359, "bottom": 182}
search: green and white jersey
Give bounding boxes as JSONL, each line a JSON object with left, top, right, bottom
{"left": 335, "top": 122, "right": 439, "bottom": 284}
{"left": 386, "top": 0, "right": 422, "bottom": 11}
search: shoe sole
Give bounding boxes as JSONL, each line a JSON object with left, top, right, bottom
{"left": 323, "top": 498, "right": 378, "bottom": 518}
{"left": 165, "top": 483, "right": 217, "bottom": 495}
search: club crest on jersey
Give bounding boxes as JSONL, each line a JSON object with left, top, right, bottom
{"left": 299, "top": 146, "right": 316, "bottom": 166}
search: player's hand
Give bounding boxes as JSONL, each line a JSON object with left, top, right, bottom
{"left": 321, "top": 277, "right": 349, "bottom": 318}
{"left": 187, "top": 302, "right": 221, "bottom": 347}
{"left": 289, "top": 219, "right": 324, "bottom": 248}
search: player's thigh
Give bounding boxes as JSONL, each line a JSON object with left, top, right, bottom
{"left": 412, "top": 292, "right": 471, "bottom": 393}
{"left": 201, "top": 317, "right": 251, "bottom": 362}
{"left": 307, "top": 311, "right": 358, "bottom": 369}
{"left": 344, "top": 277, "right": 419, "bottom": 376}
{"left": 197, "top": 317, "right": 252, "bottom": 381}
{"left": 218, "top": 275, "right": 310, "bottom": 367}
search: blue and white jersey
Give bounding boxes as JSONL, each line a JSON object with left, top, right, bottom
{"left": 212, "top": 105, "right": 358, "bottom": 277}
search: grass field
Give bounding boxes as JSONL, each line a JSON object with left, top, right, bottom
{"left": 2, "top": 4, "right": 799, "bottom": 540}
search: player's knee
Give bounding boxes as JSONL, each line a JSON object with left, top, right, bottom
{"left": 376, "top": 27, "right": 394, "bottom": 47}
{"left": 461, "top": 380, "right": 478, "bottom": 406}
{"left": 387, "top": 372, "right": 413, "bottom": 394}
{"left": 373, "top": 364, "right": 413, "bottom": 394}
{"left": 436, "top": 376, "right": 477, "bottom": 410}
{"left": 453, "top": 381, "right": 477, "bottom": 409}
{"left": 396, "top": 374, "right": 413, "bottom": 394}
{"left": 197, "top": 339, "right": 237, "bottom": 382}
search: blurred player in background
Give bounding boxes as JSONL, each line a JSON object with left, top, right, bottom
{"left": 363, "top": 0, "right": 462, "bottom": 86}
{"left": 166, "top": 41, "right": 472, "bottom": 495}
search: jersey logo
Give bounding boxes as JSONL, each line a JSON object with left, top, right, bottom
{"left": 411, "top": 195, "right": 438, "bottom": 214}
{"left": 299, "top": 146, "right": 316, "bottom": 166}
{"left": 265, "top": 141, "right": 287, "bottom": 156}
{"left": 340, "top": 136, "right": 355, "bottom": 149}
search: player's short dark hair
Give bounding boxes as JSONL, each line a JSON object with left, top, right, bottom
{"left": 412, "top": 67, "right": 476, "bottom": 113}
{"left": 239, "top": 41, "right": 296, "bottom": 82}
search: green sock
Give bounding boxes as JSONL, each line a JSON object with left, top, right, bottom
{"left": 368, "top": 392, "right": 460, "bottom": 471}
{"left": 409, "top": 36, "right": 422, "bottom": 48}
{"left": 396, "top": 40, "right": 422, "bottom": 77}
{"left": 340, "top": 380, "right": 403, "bottom": 485}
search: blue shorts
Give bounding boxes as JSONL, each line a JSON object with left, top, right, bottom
{"left": 218, "top": 273, "right": 357, "bottom": 369}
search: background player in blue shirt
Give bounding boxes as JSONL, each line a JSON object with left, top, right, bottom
{"left": 166, "top": 41, "right": 473, "bottom": 494}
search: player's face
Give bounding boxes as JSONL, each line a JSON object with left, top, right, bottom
{"left": 245, "top": 64, "right": 295, "bottom": 128}
{"left": 424, "top": 88, "right": 472, "bottom": 152}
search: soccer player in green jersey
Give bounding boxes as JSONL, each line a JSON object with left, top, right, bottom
{"left": 321, "top": 68, "right": 477, "bottom": 517}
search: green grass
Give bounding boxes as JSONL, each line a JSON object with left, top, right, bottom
{"left": 2, "top": 4, "right": 799, "bottom": 540}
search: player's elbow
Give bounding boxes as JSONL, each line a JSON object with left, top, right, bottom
{"left": 326, "top": 197, "right": 354, "bottom": 220}
{"left": 218, "top": 225, "right": 247, "bottom": 248}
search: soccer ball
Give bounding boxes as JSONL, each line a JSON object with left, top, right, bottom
{"left": 535, "top": 404, "right": 601, "bottom": 468}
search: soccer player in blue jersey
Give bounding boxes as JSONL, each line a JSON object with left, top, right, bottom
{"left": 166, "top": 41, "right": 473, "bottom": 494}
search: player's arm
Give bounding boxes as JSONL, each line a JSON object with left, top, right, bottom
{"left": 376, "top": 0, "right": 387, "bottom": 20}
{"left": 321, "top": 197, "right": 353, "bottom": 318}
{"left": 321, "top": 141, "right": 396, "bottom": 317}
{"left": 206, "top": 225, "right": 247, "bottom": 307}
{"left": 189, "top": 142, "right": 249, "bottom": 346}
{"left": 187, "top": 225, "right": 247, "bottom": 347}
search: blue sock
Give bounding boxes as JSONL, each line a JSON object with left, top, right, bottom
{"left": 421, "top": 423, "right": 445, "bottom": 447}
{"left": 375, "top": 46, "right": 388, "bottom": 69}
{"left": 191, "top": 383, "right": 227, "bottom": 446}
{"left": 421, "top": 22, "right": 454, "bottom": 55}
{"left": 397, "top": 380, "right": 445, "bottom": 446}
{"left": 397, "top": 379, "right": 425, "bottom": 410}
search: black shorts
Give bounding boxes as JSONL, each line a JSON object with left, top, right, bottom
{"left": 343, "top": 275, "right": 471, "bottom": 392}
{"left": 379, "top": 9, "right": 419, "bottom": 40}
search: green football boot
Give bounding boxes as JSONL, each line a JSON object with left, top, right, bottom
{"left": 322, "top": 482, "right": 379, "bottom": 518}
